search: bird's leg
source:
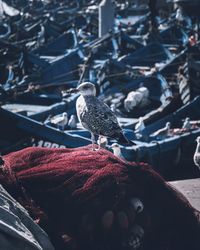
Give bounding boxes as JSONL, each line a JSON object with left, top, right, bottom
{"left": 91, "top": 133, "right": 96, "bottom": 151}
{"left": 57, "top": 125, "right": 60, "bottom": 131}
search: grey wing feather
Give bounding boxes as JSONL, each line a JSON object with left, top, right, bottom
{"left": 81, "top": 98, "right": 122, "bottom": 136}
{"left": 97, "top": 102, "right": 119, "bottom": 124}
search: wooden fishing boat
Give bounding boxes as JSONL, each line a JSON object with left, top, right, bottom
{"left": 179, "top": 44, "right": 200, "bottom": 104}
{"left": 0, "top": 107, "right": 90, "bottom": 155}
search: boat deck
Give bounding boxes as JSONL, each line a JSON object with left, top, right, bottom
{"left": 169, "top": 178, "right": 200, "bottom": 211}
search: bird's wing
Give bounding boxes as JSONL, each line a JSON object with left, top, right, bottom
{"left": 51, "top": 116, "right": 64, "bottom": 124}
{"left": 98, "top": 101, "right": 119, "bottom": 124}
{"left": 80, "top": 98, "right": 122, "bottom": 136}
{"left": 97, "top": 100, "right": 120, "bottom": 125}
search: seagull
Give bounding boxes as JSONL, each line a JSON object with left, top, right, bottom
{"left": 193, "top": 136, "right": 200, "bottom": 170}
{"left": 51, "top": 112, "right": 68, "bottom": 131}
{"left": 110, "top": 143, "right": 125, "bottom": 159}
{"left": 97, "top": 136, "right": 108, "bottom": 149}
{"left": 43, "top": 114, "right": 53, "bottom": 125}
{"left": 175, "top": 7, "right": 184, "bottom": 22}
{"left": 68, "top": 115, "right": 77, "bottom": 129}
{"left": 74, "top": 82, "right": 135, "bottom": 150}
{"left": 135, "top": 117, "right": 145, "bottom": 133}
{"left": 150, "top": 122, "right": 171, "bottom": 139}
{"left": 182, "top": 117, "right": 192, "bottom": 130}
{"left": 37, "top": 24, "right": 45, "bottom": 47}
{"left": 135, "top": 117, "right": 145, "bottom": 139}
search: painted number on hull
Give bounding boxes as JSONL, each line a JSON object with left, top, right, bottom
{"left": 32, "top": 139, "right": 66, "bottom": 148}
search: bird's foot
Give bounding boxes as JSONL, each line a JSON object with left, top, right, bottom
{"left": 97, "top": 143, "right": 101, "bottom": 151}
{"left": 90, "top": 144, "right": 100, "bottom": 151}
{"left": 95, "top": 147, "right": 101, "bottom": 151}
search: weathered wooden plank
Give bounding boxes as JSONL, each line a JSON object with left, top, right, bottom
{"left": 169, "top": 178, "right": 200, "bottom": 211}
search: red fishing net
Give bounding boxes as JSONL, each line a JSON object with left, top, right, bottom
{"left": 0, "top": 145, "right": 199, "bottom": 250}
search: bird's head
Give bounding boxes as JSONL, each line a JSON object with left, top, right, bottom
{"left": 111, "top": 143, "right": 121, "bottom": 150}
{"left": 71, "top": 115, "right": 76, "bottom": 119}
{"left": 110, "top": 143, "right": 122, "bottom": 156}
{"left": 67, "top": 82, "right": 96, "bottom": 96}
{"left": 166, "top": 122, "right": 171, "bottom": 129}
{"left": 63, "top": 112, "right": 68, "bottom": 117}
{"left": 111, "top": 143, "right": 119, "bottom": 148}
{"left": 185, "top": 117, "right": 190, "bottom": 122}
{"left": 76, "top": 82, "right": 96, "bottom": 97}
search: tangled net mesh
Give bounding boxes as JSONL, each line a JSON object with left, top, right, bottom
{"left": 0, "top": 146, "right": 199, "bottom": 250}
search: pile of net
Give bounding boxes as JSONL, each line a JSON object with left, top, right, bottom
{"left": 0, "top": 145, "right": 199, "bottom": 250}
